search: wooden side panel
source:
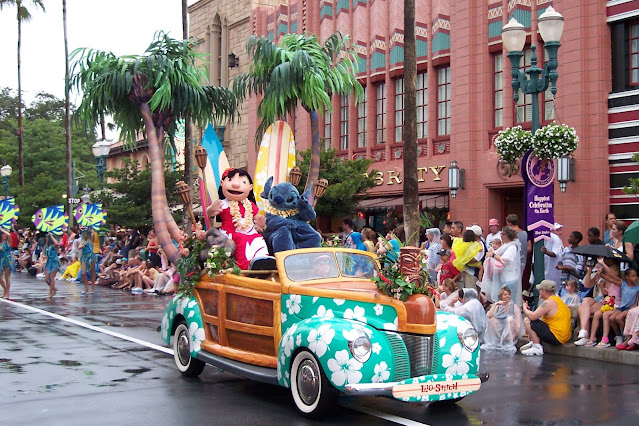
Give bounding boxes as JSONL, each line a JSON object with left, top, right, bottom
{"left": 226, "top": 293, "right": 274, "bottom": 326}
{"left": 227, "top": 329, "right": 276, "bottom": 356}
{"left": 200, "top": 341, "right": 278, "bottom": 368}
{"left": 199, "top": 288, "right": 219, "bottom": 317}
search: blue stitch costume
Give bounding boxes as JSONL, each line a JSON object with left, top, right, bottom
{"left": 260, "top": 177, "right": 322, "bottom": 254}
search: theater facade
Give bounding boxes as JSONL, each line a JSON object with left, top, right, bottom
{"left": 189, "top": 0, "right": 639, "bottom": 237}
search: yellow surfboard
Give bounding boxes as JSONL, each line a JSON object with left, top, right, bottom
{"left": 253, "top": 121, "right": 296, "bottom": 212}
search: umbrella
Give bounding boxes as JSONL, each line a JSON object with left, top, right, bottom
{"left": 623, "top": 220, "right": 639, "bottom": 245}
{"left": 571, "top": 244, "right": 631, "bottom": 263}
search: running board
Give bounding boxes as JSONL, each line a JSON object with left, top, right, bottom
{"left": 195, "top": 351, "right": 279, "bottom": 385}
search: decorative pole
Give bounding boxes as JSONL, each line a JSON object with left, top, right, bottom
{"left": 194, "top": 145, "right": 210, "bottom": 228}
{"left": 312, "top": 178, "right": 329, "bottom": 209}
{"left": 177, "top": 181, "right": 197, "bottom": 225}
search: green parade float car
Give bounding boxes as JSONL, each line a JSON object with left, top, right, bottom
{"left": 160, "top": 247, "right": 488, "bottom": 417}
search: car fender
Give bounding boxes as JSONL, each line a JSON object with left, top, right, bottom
{"left": 159, "top": 295, "right": 204, "bottom": 358}
{"left": 432, "top": 311, "right": 481, "bottom": 376}
{"left": 276, "top": 317, "right": 400, "bottom": 391}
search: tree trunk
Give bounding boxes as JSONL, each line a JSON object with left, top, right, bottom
{"left": 63, "top": 0, "right": 73, "bottom": 232}
{"left": 17, "top": 1, "right": 24, "bottom": 187}
{"left": 154, "top": 125, "right": 184, "bottom": 244}
{"left": 304, "top": 110, "right": 320, "bottom": 194}
{"left": 182, "top": 0, "right": 194, "bottom": 232}
{"left": 140, "top": 103, "right": 180, "bottom": 264}
{"left": 403, "top": 0, "right": 419, "bottom": 247}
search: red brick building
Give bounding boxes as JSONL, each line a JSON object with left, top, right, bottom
{"left": 191, "top": 0, "right": 639, "bottom": 239}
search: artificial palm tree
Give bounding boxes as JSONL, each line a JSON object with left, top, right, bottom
{"left": 233, "top": 32, "right": 363, "bottom": 191}
{"left": 0, "top": 0, "right": 46, "bottom": 187}
{"left": 70, "top": 32, "right": 238, "bottom": 263}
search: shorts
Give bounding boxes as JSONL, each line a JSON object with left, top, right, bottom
{"left": 530, "top": 319, "right": 561, "bottom": 345}
{"left": 461, "top": 271, "right": 478, "bottom": 289}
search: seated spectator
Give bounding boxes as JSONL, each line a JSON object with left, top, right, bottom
{"left": 482, "top": 287, "right": 523, "bottom": 353}
{"left": 618, "top": 274, "right": 639, "bottom": 350}
{"left": 61, "top": 256, "right": 81, "bottom": 280}
{"left": 574, "top": 259, "right": 622, "bottom": 346}
{"left": 434, "top": 277, "right": 458, "bottom": 309}
{"left": 442, "top": 288, "right": 487, "bottom": 341}
{"left": 521, "top": 280, "right": 572, "bottom": 355}
{"left": 561, "top": 279, "right": 581, "bottom": 323}
{"left": 594, "top": 267, "right": 639, "bottom": 347}
{"left": 376, "top": 230, "right": 400, "bottom": 264}
{"left": 145, "top": 264, "right": 177, "bottom": 294}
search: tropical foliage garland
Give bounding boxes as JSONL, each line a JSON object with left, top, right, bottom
{"left": 372, "top": 252, "right": 433, "bottom": 302}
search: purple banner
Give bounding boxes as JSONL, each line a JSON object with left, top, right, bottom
{"left": 522, "top": 151, "right": 555, "bottom": 242}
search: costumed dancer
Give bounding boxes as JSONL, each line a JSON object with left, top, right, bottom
{"left": 0, "top": 228, "right": 12, "bottom": 298}
{"left": 207, "top": 168, "right": 269, "bottom": 270}
{"left": 79, "top": 229, "right": 97, "bottom": 294}
{"left": 44, "top": 234, "right": 60, "bottom": 298}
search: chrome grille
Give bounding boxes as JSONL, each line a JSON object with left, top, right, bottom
{"left": 400, "top": 333, "right": 435, "bottom": 377}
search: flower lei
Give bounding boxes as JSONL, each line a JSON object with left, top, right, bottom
{"left": 229, "top": 199, "right": 254, "bottom": 231}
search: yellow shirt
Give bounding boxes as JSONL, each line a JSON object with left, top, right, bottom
{"left": 542, "top": 295, "right": 572, "bottom": 344}
{"left": 62, "top": 261, "right": 81, "bottom": 279}
{"left": 92, "top": 231, "right": 101, "bottom": 254}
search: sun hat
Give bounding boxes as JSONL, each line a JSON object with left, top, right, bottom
{"left": 489, "top": 218, "right": 499, "bottom": 226}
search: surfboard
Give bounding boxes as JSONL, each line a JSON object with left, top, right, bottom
{"left": 199, "top": 123, "right": 230, "bottom": 228}
{"left": 253, "top": 120, "right": 297, "bottom": 212}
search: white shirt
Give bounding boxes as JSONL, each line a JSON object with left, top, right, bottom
{"left": 486, "top": 231, "right": 502, "bottom": 248}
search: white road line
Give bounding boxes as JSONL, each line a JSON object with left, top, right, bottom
{"left": 2, "top": 298, "right": 428, "bottom": 425}
{"left": 0, "top": 298, "right": 173, "bottom": 355}
{"left": 339, "top": 401, "right": 430, "bottom": 426}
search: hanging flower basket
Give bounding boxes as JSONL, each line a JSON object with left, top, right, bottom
{"left": 532, "top": 122, "right": 579, "bottom": 160}
{"left": 493, "top": 125, "right": 533, "bottom": 165}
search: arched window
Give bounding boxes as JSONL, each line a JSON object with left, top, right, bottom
{"left": 207, "top": 14, "right": 229, "bottom": 87}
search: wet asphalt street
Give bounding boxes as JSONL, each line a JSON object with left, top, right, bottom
{"left": 2, "top": 274, "right": 639, "bottom": 425}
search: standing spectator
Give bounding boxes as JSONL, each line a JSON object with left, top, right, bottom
{"left": 361, "top": 228, "right": 377, "bottom": 252}
{"left": 436, "top": 248, "right": 461, "bottom": 285}
{"left": 531, "top": 223, "right": 564, "bottom": 288}
{"left": 451, "top": 221, "right": 464, "bottom": 238}
{"left": 483, "top": 226, "right": 522, "bottom": 305}
{"left": 556, "top": 231, "right": 585, "bottom": 296}
{"left": 424, "top": 228, "right": 442, "bottom": 284}
{"left": 341, "top": 219, "right": 355, "bottom": 249}
{"left": 486, "top": 218, "right": 502, "bottom": 248}
{"left": 350, "top": 232, "right": 367, "bottom": 251}
{"left": 146, "top": 228, "right": 161, "bottom": 267}
{"left": 0, "top": 228, "right": 12, "bottom": 298}
{"left": 521, "top": 280, "right": 572, "bottom": 355}
{"left": 587, "top": 227, "right": 604, "bottom": 245}
{"left": 452, "top": 229, "right": 482, "bottom": 289}
{"left": 442, "top": 222, "right": 453, "bottom": 234}
{"left": 9, "top": 225, "right": 19, "bottom": 252}
{"left": 506, "top": 214, "right": 530, "bottom": 277}
{"left": 608, "top": 220, "right": 635, "bottom": 267}
{"left": 603, "top": 212, "right": 617, "bottom": 245}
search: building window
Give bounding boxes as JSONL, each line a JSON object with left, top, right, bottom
{"left": 516, "top": 48, "right": 533, "bottom": 124}
{"left": 494, "top": 53, "right": 504, "bottom": 128}
{"left": 357, "top": 86, "right": 367, "bottom": 148}
{"left": 376, "top": 83, "right": 386, "bottom": 144}
{"left": 417, "top": 72, "right": 427, "bottom": 139}
{"left": 395, "top": 77, "right": 404, "bottom": 143}
{"left": 632, "top": 23, "right": 639, "bottom": 85}
{"left": 340, "top": 94, "right": 349, "bottom": 151}
{"left": 323, "top": 110, "right": 332, "bottom": 150}
{"left": 437, "top": 67, "right": 451, "bottom": 136}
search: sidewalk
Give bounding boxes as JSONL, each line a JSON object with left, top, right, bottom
{"left": 540, "top": 340, "right": 639, "bottom": 366}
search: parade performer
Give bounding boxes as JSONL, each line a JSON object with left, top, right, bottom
{"left": 44, "top": 234, "right": 61, "bottom": 298}
{"left": 207, "top": 168, "right": 269, "bottom": 270}
{"left": 0, "top": 228, "right": 12, "bottom": 298}
{"left": 78, "top": 229, "right": 97, "bottom": 294}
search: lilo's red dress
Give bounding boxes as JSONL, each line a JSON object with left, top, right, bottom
{"left": 218, "top": 199, "right": 269, "bottom": 269}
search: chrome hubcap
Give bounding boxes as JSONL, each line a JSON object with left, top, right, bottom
{"left": 297, "top": 359, "right": 319, "bottom": 405}
{"left": 177, "top": 331, "right": 191, "bottom": 365}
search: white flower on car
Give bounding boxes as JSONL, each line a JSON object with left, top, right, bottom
{"left": 296, "top": 334, "right": 302, "bottom": 346}
{"left": 315, "top": 305, "right": 334, "bottom": 319}
{"left": 160, "top": 313, "right": 169, "bottom": 341}
{"left": 176, "top": 297, "right": 190, "bottom": 316}
{"left": 344, "top": 306, "right": 367, "bottom": 323}
{"left": 437, "top": 313, "right": 463, "bottom": 331}
{"left": 313, "top": 297, "right": 319, "bottom": 303}
{"left": 371, "top": 342, "right": 382, "bottom": 355}
{"left": 333, "top": 298, "right": 345, "bottom": 306}
{"left": 442, "top": 343, "right": 472, "bottom": 376}
{"left": 187, "top": 300, "right": 197, "bottom": 309}
{"left": 281, "top": 312, "right": 287, "bottom": 324}
{"left": 188, "top": 322, "right": 205, "bottom": 353}
{"left": 374, "top": 303, "right": 384, "bottom": 316}
{"left": 440, "top": 336, "right": 446, "bottom": 348}
{"left": 384, "top": 317, "right": 398, "bottom": 331}
{"left": 282, "top": 324, "right": 298, "bottom": 357}
{"left": 286, "top": 294, "right": 302, "bottom": 315}
{"left": 308, "top": 323, "right": 335, "bottom": 357}
{"left": 372, "top": 361, "right": 390, "bottom": 383}
{"left": 327, "top": 349, "right": 363, "bottom": 386}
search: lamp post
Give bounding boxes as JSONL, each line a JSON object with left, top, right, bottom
{"left": 1, "top": 164, "right": 12, "bottom": 199}
{"left": 91, "top": 140, "right": 111, "bottom": 189}
{"left": 502, "top": 6, "right": 564, "bottom": 304}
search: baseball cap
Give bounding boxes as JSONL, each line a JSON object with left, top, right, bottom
{"left": 554, "top": 222, "right": 563, "bottom": 230}
{"left": 116, "top": 259, "right": 122, "bottom": 265}
{"left": 489, "top": 218, "right": 499, "bottom": 226}
{"left": 466, "top": 225, "right": 482, "bottom": 236}
{"left": 438, "top": 248, "right": 450, "bottom": 257}
{"left": 536, "top": 279, "right": 556, "bottom": 292}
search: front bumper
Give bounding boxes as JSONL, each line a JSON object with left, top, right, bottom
{"left": 343, "top": 371, "right": 489, "bottom": 402}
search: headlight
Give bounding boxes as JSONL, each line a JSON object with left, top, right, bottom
{"left": 348, "top": 329, "right": 372, "bottom": 363}
{"left": 457, "top": 323, "right": 479, "bottom": 352}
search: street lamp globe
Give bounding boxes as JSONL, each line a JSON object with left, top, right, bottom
{"left": 0, "top": 164, "right": 12, "bottom": 178}
{"left": 501, "top": 18, "right": 526, "bottom": 53}
{"left": 92, "top": 140, "right": 111, "bottom": 158}
{"left": 538, "top": 6, "right": 564, "bottom": 43}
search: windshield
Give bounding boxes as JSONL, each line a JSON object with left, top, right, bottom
{"left": 284, "top": 252, "right": 378, "bottom": 282}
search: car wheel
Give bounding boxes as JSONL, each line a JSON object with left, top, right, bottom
{"left": 290, "top": 350, "right": 337, "bottom": 418}
{"left": 173, "top": 321, "right": 205, "bottom": 377}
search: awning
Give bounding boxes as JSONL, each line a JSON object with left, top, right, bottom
{"left": 419, "top": 193, "right": 449, "bottom": 209}
{"left": 357, "top": 196, "right": 404, "bottom": 211}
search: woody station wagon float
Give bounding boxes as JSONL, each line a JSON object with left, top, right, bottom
{"left": 160, "top": 246, "right": 489, "bottom": 417}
